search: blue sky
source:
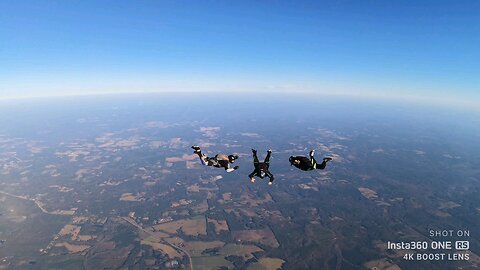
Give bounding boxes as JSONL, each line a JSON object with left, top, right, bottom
{"left": 1, "top": 1, "right": 479, "bottom": 106}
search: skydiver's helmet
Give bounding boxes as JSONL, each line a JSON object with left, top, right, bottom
{"left": 289, "top": 156, "right": 294, "bottom": 165}
{"left": 228, "top": 155, "right": 239, "bottom": 163}
{"left": 259, "top": 169, "right": 266, "bottom": 178}
{"left": 289, "top": 156, "right": 300, "bottom": 165}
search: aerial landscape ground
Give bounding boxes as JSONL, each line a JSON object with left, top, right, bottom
{"left": 0, "top": 94, "right": 479, "bottom": 269}
{"left": 2, "top": 1, "right": 479, "bottom": 269}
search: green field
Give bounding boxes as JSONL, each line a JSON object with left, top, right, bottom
{"left": 0, "top": 195, "right": 70, "bottom": 265}
{"left": 192, "top": 256, "right": 234, "bottom": 270}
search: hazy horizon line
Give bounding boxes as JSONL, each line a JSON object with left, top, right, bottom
{"left": 1, "top": 90, "right": 479, "bottom": 112}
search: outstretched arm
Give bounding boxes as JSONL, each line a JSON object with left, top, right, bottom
{"left": 249, "top": 170, "right": 257, "bottom": 183}
{"left": 226, "top": 165, "right": 239, "bottom": 172}
{"left": 266, "top": 170, "right": 274, "bottom": 184}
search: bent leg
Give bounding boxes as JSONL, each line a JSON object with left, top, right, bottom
{"left": 196, "top": 152, "right": 209, "bottom": 165}
{"left": 315, "top": 157, "right": 332, "bottom": 170}
{"left": 310, "top": 150, "right": 329, "bottom": 170}
{"left": 264, "top": 150, "right": 272, "bottom": 164}
{"left": 315, "top": 160, "right": 327, "bottom": 170}
{"left": 192, "top": 146, "right": 209, "bottom": 165}
{"left": 310, "top": 155, "right": 317, "bottom": 168}
{"left": 252, "top": 149, "right": 259, "bottom": 164}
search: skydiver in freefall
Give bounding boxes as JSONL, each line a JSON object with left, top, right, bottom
{"left": 249, "top": 149, "right": 274, "bottom": 185}
{"left": 191, "top": 146, "right": 239, "bottom": 172}
{"left": 289, "top": 150, "right": 332, "bottom": 171}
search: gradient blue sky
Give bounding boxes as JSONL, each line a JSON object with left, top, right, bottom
{"left": 1, "top": 1, "right": 479, "bottom": 106}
